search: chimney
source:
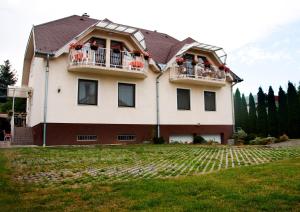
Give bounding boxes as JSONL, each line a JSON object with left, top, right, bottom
{"left": 82, "top": 13, "right": 90, "bottom": 18}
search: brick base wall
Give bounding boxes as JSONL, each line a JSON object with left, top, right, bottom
{"left": 32, "top": 123, "right": 233, "bottom": 145}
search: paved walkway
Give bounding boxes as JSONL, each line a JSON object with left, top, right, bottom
{"left": 267, "top": 139, "right": 300, "bottom": 148}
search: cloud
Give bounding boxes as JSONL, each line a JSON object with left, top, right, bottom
{"left": 230, "top": 46, "right": 292, "bottom": 65}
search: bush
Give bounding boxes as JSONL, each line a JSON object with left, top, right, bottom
{"left": 152, "top": 136, "right": 165, "bottom": 144}
{"left": 232, "top": 129, "right": 247, "bottom": 144}
{"left": 279, "top": 134, "right": 289, "bottom": 142}
{"left": 206, "top": 140, "right": 220, "bottom": 145}
{"left": 249, "top": 137, "right": 276, "bottom": 145}
{"left": 233, "top": 129, "right": 247, "bottom": 141}
{"left": 193, "top": 135, "right": 206, "bottom": 144}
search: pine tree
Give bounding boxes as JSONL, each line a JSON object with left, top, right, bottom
{"left": 0, "top": 60, "right": 17, "bottom": 103}
{"left": 267, "top": 86, "right": 278, "bottom": 137}
{"left": 234, "top": 88, "right": 242, "bottom": 130}
{"left": 256, "top": 87, "right": 268, "bottom": 137}
{"left": 248, "top": 93, "right": 257, "bottom": 134}
{"left": 240, "top": 94, "right": 249, "bottom": 132}
{"left": 287, "top": 82, "right": 300, "bottom": 138}
{"left": 278, "top": 87, "right": 288, "bottom": 135}
{"left": 0, "top": 60, "right": 17, "bottom": 87}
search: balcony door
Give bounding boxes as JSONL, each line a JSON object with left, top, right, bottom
{"left": 90, "top": 38, "right": 106, "bottom": 66}
{"left": 111, "top": 41, "right": 123, "bottom": 68}
{"left": 184, "top": 54, "right": 194, "bottom": 76}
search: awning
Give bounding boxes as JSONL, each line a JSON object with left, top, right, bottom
{"left": 7, "top": 86, "right": 32, "bottom": 98}
{"left": 176, "top": 42, "right": 227, "bottom": 64}
{"left": 96, "top": 21, "right": 146, "bottom": 50}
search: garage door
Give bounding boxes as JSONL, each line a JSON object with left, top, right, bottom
{"left": 169, "top": 134, "right": 193, "bottom": 144}
{"left": 201, "top": 134, "right": 221, "bottom": 143}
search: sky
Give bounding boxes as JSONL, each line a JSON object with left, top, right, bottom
{"left": 0, "top": 0, "right": 300, "bottom": 96}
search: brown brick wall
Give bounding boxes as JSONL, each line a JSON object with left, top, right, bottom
{"left": 32, "top": 123, "right": 233, "bottom": 145}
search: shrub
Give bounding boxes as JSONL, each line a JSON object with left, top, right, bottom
{"left": 206, "top": 140, "right": 220, "bottom": 145}
{"left": 193, "top": 135, "right": 206, "bottom": 144}
{"left": 279, "top": 134, "right": 289, "bottom": 142}
{"left": 233, "top": 129, "right": 247, "bottom": 141}
{"left": 249, "top": 137, "right": 276, "bottom": 145}
{"left": 152, "top": 136, "right": 165, "bottom": 144}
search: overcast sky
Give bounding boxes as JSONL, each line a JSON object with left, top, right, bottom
{"left": 1, "top": 0, "right": 300, "bottom": 95}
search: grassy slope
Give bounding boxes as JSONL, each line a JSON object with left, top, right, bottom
{"left": 0, "top": 149, "right": 299, "bottom": 211}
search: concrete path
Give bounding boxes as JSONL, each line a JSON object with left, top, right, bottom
{"left": 267, "top": 139, "right": 300, "bottom": 148}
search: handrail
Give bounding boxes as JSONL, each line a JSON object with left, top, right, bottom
{"left": 170, "top": 62, "right": 226, "bottom": 81}
{"left": 69, "top": 47, "right": 146, "bottom": 72}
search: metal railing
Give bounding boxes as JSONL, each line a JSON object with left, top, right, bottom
{"left": 170, "top": 62, "right": 226, "bottom": 81}
{"left": 69, "top": 47, "right": 145, "bottom": 72}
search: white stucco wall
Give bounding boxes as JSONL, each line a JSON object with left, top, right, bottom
{"left": 26, "top": 31, "right": 234, "bottom": 127}
{"left": 33, "top": 55, "right": 157, "bottom": 125}
{"left": 27, "top": 57, "right": 45, "bottom": 126}
{"left": 159, "top": 68, "right": 234, "bottom": 125}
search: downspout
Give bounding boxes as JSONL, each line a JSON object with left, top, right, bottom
{"left": 155, "top": 70, "right": 164, "bottom": 138}
{"left": 43, "top": 54, "right": 50, "bottom": 147}
{"left": 231, "top": 81, "right": 237, "bottom": 134}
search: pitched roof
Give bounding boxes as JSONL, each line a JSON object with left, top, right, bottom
{"left": 34, "top": 15, "right": 98, "bottom": 53}
{"left": 33, "top": 15, "right": 184, "bottom": 64}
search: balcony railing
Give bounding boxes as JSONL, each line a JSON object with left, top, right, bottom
{"left": 169, "top": 62, "right": 227, "bottom": 86}
{"left": 68, "top": 47, "right": 146, "bottom": 78}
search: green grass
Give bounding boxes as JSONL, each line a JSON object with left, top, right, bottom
{"left": 0, "top": 145, "right": 300, "bottom": 211}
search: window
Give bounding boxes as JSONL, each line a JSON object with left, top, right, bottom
{"left": 177, "top": 88, "right": 190, "bottom": 110}
{"left": 77, "top": 135, "right": 97, "bottom": 141}
{"left": 78, "top": 79, "right": 98, "bottom": 105}
{"left": 117, "top": 135, "right": 136, "bottom": 141}
{"left": 204, "top": 91, "right": 216, "bottom": 111}
{"left": 118, "top": 83, "right": 135, "bottom": 107}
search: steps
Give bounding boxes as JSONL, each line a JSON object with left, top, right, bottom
{"left": 0, "top": 141, "right": 11, "bottom": 148}
{"left": 12, "top": 127, "right": 33, "bottom": 145}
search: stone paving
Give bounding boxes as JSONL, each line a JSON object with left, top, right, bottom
{"left": 8, "top": 145, "right": 300, "bottom": 185}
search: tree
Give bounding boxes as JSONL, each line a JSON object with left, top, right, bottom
{"left": 287, "top": 82, "right": 300, "bottom": 138}
{"left": 256, "top": 87, "right": 268, "bottom": 137}
{"left": 278, "top": 87, "right": 288, "bottom": 135}
{"left": 248, "top": 93, "right": 257, "bottom": 134}
{"left": 240, "top": 94, "right": 249, "bottom": 132}
{"left": 0, "top": 60, "right": 17, "bottom": 103}
{"left": 0, "top": 60, "right": 17, "bottom": 87}
{"left": 267, "top": 86, "right": 278, "bottom": 137}
{"left": 234, "top": 88, "right": 242, "bottom": 130}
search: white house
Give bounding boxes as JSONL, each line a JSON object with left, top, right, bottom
{"left": 20, "top": 14, "right": 242, "bottom": 145}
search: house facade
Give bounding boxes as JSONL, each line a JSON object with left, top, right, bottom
{"left": 21, "top": 14, "right": 242, "bottom": 145}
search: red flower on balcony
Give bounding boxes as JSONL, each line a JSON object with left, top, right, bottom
{"left": 204, "top": 61, "right": 211, "bottom": 68}
{"left": 219, "top": 64, "right": 231, "bottom": 72}
{"left": 132, "top": 50, "right": 141, "bottom": 57}
{"left": 176, "top": 57, "right": 185, "bottom": 65}
{"left": 69, "top": 42, "right": 83, "bottom": 50}
{"left": 142, "top": 51, "right": 150, "bottom": 60}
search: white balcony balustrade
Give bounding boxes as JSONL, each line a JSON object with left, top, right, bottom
{"left": 169, "top": 62, "right": 227, "bottom": 87}
{"left": 68, "top": 47, "right": 147, "bottom": 78}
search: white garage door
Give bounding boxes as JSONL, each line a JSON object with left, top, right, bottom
{"left": 169, "top": 134, "right": 193, "bottom": 144}
{"left": 201, "top": 134, "right": 221, "bottom": 143}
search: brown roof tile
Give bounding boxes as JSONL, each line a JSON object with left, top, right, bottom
{"left": 34, "top": 15, "right": 98, "bottom": 53}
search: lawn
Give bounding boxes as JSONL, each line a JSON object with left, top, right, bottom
{"left": 0, "top": 145, "right": 300, "bottom": 211}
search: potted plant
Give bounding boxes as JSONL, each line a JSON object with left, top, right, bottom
{"left": 219, "top": 64, "right": 225, "bottom": 70}
{"left": 176, "top": 57, "right": 185, "bottom": 65}
{"left": 219, "top": 64, "right": 230, "bottom": 72}
{"left": 132, "top": 50, "right": 141, "bottom": 57}
{"left": 69, "top": 42, "right": 83, "bottom": 50}
{"left": 143, "top": 51, "right": 150, "bottom": 60}
{"left": 90, "top": 41, "right": 99, "bottom": 51}
{"left": 204, "top": 60, "right": 211, "bottom": 68}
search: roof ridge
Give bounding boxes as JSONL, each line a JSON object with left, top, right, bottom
{"left": 35, "top": 15, "right": 98, "bottom": 27}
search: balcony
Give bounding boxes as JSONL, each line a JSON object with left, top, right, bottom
{"left": 68, "top": 47, "right": 147, "bottom": 79}
{"left": 169, "top": 62, "right": 227, "bottom": 87}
